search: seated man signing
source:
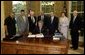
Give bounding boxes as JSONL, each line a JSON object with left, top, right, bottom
{"left": 33, "top": 20, "right": 47, "bottom": 35}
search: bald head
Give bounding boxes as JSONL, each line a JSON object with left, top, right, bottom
{"left": 73, "top": 10, "right": 78, "bottom": 16}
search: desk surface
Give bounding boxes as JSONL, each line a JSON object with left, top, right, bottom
{"left": 2, "top": 35, "right": 69, "bottom": 48}
{"left": 1, "top": 35, "right": 69, "bottom": 54}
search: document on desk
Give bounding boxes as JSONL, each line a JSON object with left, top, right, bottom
{"left": 28, "top": 35, "right": 36, "bottom": 38}
{"left": 53, "top": 36, "right": 60, "bottom": 40}
{"left": 28, "top": 34, "right": 44, "bottom": 38}
{"left": 35, "top": 34, "right": 44, "bottom": 38}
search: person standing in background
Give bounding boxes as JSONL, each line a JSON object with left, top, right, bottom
{"left": 28, "top": 9, "right": 33, "bottom": 17}
{"left": 59, "top": 12, "right": 69, "bottom": 39}
{"left": 69, "top": 10, "right": 81, "bottom": 50}
{"left": 28, "top": 11, "right": 37, "bottom": 34}
{"left": 37, "top": 11, "right": 48, "bottom": 28}
{"left": 47, "top": 12, "right": 59, "bottom": 36}
{"left": 16, "top": 10, "right": 29, "bottom": 36}
{"left": 4, "top": 12, "right": 16, "bottom": 38}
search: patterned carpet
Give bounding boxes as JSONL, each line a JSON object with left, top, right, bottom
{"left": 68, "top": 45, "right": 84, "bottom": 54}
{"left": 67, "top": 31, "right": 84, "bottom": 54}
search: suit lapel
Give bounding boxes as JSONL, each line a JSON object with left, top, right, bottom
{"left": 73, "top": 16, "right": 77, "bottom": 23}
{"left": 51, "top": 16, "right": 54, "bottom": 24}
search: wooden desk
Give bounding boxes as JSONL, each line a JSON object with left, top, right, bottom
{"left": 1, "top": 36, "right": 69, "bottom": 54}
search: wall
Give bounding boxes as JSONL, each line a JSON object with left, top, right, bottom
{"left": 26, "top": 1, "right": 40, "bottom": 16}
{"left": 1, "top": 1, "right": 12, "bottom": 41}
{"left": 54, "top": 1, "right": 64, "bottom": 17}
{"left": 4, "top": 1, "right": 12, "bottom": 18}
{"left": 1, "top": 1, "right": 5, "bottom": 41}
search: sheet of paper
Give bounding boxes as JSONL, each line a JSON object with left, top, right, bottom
{"left": 35, "top": 34, "right": 44, "bottom": 38}
{"left": 28, "top": 35, "right": 35, "bottom": 38}
{"left": 53, "top": 36, "right": 60, "bottom": 40}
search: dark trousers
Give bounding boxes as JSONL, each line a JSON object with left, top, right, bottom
{"left": 71, "top": 30, "right": 79, "bottom": 49}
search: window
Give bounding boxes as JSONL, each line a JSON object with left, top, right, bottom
{"left": 69, "top": 1, "right": 84, "bottom": 21}
{"left": 12, "top": 1, "right": 27, "bottom": 14}
{"left": 40, "top": 1, "right": 55, "bottom": 14}
{"left": 70, "top": 1, "right": 84, "bottom": 12}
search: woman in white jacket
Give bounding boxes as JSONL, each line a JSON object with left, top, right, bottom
{"left": 59, "top": 12, "right": 69, "bottom": 39}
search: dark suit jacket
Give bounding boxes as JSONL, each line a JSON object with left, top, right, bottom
{"left": 33, "top": 25, "right": 47, "bottom": 35}
{"left": 37, "top": 15, "right": 49, "bottom": 28}
{"left": 4, "top": 16, "right": 16, "bottom": 36}
{"left": 69, "top": 15, "right": 81, "bottom": 31}
{"left": 28, "top": 16, "right": 36, "bottom": 33}
{"left": 47, "top": 16, "right": 59, "bottom": 34}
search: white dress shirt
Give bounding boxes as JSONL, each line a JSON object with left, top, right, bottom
{"left": 31, "top": 16, "right": 35, "bottom": 23}
{"left": 51, "top": 16, "right": 54, "bottom": 23}
{"left": 41, "top": 15, "right": 44, "bottom": 20}
{"left": 73, "top": 16, "right": 77, "bottom": 22}
{"left": 22, "top": 16, "right": 26, "bottom": 22}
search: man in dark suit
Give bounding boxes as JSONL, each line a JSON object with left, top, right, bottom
{"left": 47, "top": 12, "right": 59, "bottom": 36}
{"left": 37, "top": 11, "right": 48, "bottom": 28}
{"left": 69, "top": 10, "right": 81, "bottom": 50}
{"left": 34, "top": 21, "right": 47, "bottom": 35}
{"left": 4, "top": 12, "right": 16, "bottom": 38}
{"left": 28, "top": 11, "right": 36, "bottom": 34}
